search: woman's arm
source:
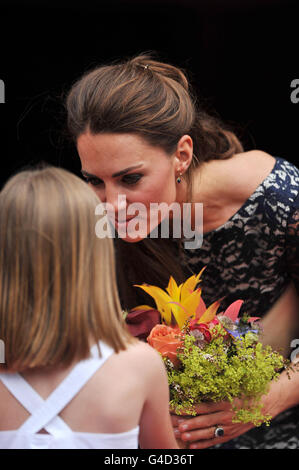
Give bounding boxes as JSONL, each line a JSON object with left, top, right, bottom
{"left": 138, "top": 345, "right": 179, "bottom": 449}
{"left": 259, "top": 282, "right": 299, "bottom": 358}
{"left": 171, "top": 182, "right": 299, "bottom": 449}
{"left": 286, "top": 203, "right": 299, "bottom": 297}
{"left": 259, "top": 199, "right": 299, "bottom": 357}
{"left": 171, "top": 283, "right": 299, "bottom": 449}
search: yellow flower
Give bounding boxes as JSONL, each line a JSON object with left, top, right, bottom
{"left": 133, "top": 267, "right": 222, "bottom": 329}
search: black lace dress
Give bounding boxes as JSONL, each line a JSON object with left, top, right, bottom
{"left": 180, "top": 157, "right": 299, "bottom": 449}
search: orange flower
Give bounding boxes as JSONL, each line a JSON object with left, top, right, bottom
{"left": 147, "top": 324, "right": 184, "bottom": 368}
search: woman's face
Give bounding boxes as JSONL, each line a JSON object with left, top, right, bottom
{"left": 77, "top": 132, "right": 188, "bottom": 242}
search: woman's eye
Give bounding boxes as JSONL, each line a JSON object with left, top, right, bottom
{"left": 122, "top": 174, "right": 142, "bottom": 185}
{"left": 83, "top": 173, "right": 142, "bottom": 187}
{"left": 84, "top": 177, "right": 103, "bottom": 186}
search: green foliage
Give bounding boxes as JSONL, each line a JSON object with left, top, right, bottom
{"left": 122, "top": 310, "right": 129, "bottom": 320}
{"left": 167, "top": 328, "right": 285, "bottom": 426}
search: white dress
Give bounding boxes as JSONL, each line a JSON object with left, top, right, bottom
{"left": 0, "top": 341, "right": 139, "bottom": 449}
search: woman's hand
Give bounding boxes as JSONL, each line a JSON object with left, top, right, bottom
{"left": 170, "top": 379, "right": 284, "bottom": 449}
{"left": 171, "top": 401, "right": 253, "bottom": 449}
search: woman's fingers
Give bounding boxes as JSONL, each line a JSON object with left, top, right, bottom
{"left": 187, "top": 422, "right": 254, "bottom": 449}
{"left": 180, "top": 423, "right": 236, "bottom": 443}
{"left": 170, "top": 414, "right": 185, "bottom": 427}
{"left": 170, "top": 401, "right": 233, "bottom": 427}
{"left": 170, "top": 401, "right": 248, "bottom": 449}
{"left": 171, "top": 400, "right": 255, "bottom": 449}
{"left": 178, "top": 410, "right": 230, "bottom": 432}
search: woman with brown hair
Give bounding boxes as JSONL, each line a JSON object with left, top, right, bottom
{"left": 0, "top": 165, "right": 178, "bottom": 449}
{"left": 65, "top": 53, "right": 299, "bottom": 449}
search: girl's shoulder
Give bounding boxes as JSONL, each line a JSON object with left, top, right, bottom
{"left": 114, "top": 341, "right": 164, "bottom": 374}
{"left": 107, "top": 341, "right": 166, "bottom": 387}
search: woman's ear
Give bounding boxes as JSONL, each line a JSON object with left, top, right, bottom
{"left": 174, "top": 134, "right": 193, "bottom": 174}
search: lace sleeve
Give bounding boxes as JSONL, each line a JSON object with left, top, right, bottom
{"left": 286, "top": 196, "right": 299, "bottom": 296}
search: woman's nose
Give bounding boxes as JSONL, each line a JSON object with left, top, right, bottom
{"left": 105, "top": 187, "right": 128, "bottom": 218}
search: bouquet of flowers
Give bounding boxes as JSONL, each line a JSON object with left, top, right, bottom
{"left": 131, "top": 268, "right": 288, "bottom": 427}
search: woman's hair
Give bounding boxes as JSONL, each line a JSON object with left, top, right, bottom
{"left": 66, "top": 52, "right": 244, "bottom": 200}
{"left": 0, "top": 165, "right": 134, "bottom": 372}
{"left": 65, "top": 52, "right": 244, "bottom": 310}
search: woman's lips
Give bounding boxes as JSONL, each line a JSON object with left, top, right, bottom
{"left": 114, "top": 216, "right": 147, "bottom": 231}
{"left": 115, "top": 217, "right": 135, "bottom": 223}
{"left": 114, "top": 217, "right": 136, "bottom": 228}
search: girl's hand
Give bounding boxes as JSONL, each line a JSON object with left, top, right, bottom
{"left": 170, "top": 379, "right": 284, "bottom": 449}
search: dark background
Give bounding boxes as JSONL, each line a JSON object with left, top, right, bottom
{"left": 0, "top": 0, "right": 298, "bottom": 188}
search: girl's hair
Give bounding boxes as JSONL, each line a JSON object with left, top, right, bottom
{"left": 0, "top": 165, "right": 134, "bottom": 372}
{"left": 65, "top": 53, "right": 244, "bottom": 310}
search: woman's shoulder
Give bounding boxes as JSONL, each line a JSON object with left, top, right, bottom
{"left": 216, "top": 150, "right": 299, "bottom": 224}
{"left": 240, "top": 151, "right": 299, "bottom": 204}
{"left": 197, "top": 150, "right": 278, "bottom": 233}
{"left": 227, "top": 150, "right": 276, "bottom": 196}
{"left": 212, "top": 150, "right": 298, "bottom": 205}
{"left": 199, "top": 150, "right": 276, "bottom": 200}
{"left": 230, "top": 150, "right": 299, "bottom": 190}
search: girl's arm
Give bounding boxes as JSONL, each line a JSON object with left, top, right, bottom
{"left": 138, "top": 345, "right": 179, "bottom": 449}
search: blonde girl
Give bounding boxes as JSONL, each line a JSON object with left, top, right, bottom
{"left": 0, "top": 165, "right": 178, "bottom": 449}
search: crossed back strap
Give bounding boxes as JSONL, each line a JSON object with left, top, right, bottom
{"left": 0, "top": 341, "right": 114, "bottom": 435}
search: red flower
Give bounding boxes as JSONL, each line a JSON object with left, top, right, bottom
{"left": 189, "top": 317, "right": 228, "bottom": 343}
{"left": 126, "top": 308, "right": 160, "bottom": 341}
{"left": 189, "top": 319, "right": 212, "bottom": 343}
